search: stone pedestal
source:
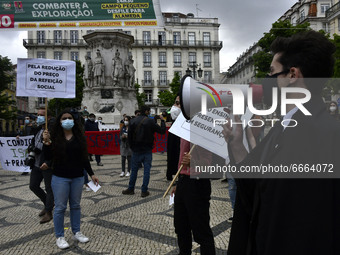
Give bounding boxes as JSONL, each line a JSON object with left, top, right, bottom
{"left": 81, "top": 30, "right": 138, "bottom": 124}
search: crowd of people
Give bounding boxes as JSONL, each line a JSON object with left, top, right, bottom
{"left": 10, "top": 31, "right": 340, "bottom": 253}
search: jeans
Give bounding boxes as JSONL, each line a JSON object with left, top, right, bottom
{"left": 121, "top": 155, "right": 131, "bottom": 173}
{"left": 51, "top": 175, "right": 84, "bottom": 238}
{"left": 29, "top": 166, "right": 54, "bottom": 212}
{"left": 128, "top": 151, "right": 152, "bottom": 192}
{"left": 226, "top": 172, "right": 237, "bottom": 210}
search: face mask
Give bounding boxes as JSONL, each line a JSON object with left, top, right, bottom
{"left": 25, "top": 119, "right": 30, "bottom": 124}
{"left": 61, "top": 119, "right": 74, "bottom": 130}
{"left": 330, "top": 106, "right": 337, "bottom": 112}
{"left": 89, "top": 118, "right": 95, "bottom": 122}
{"left": 170, "top": 106, "right": 181, "bottom": 120}
{"left": 84, "top": 118, "right": 88, "bottom": 121}
{"left": 98, "top": 119, "right": 102, "bottom": 123}
{"left": 36, "top": 116, "right": 45, "bottom": 126}
{"left": 124, "top": 121, "right": 129, "bottom": 126}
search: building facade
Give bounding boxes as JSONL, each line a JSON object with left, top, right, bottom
{"left": 23, "top": 12, "right": 223, "bottom": 116}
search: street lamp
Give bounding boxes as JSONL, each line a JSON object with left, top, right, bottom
{"left": 186, "top": 62, "right": 203, "bottom": 79}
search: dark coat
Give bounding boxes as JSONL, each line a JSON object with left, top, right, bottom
{"left": 228, "top": 96, "right": 340, "bottom": 255}
{"left": 85, "top": 119, "right": 99, "bottom": 131}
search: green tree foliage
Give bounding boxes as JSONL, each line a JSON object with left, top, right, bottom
{"left": 135, "top": 82, "right": 146, "bottom": 109}
{"left": 158, "top": 72, "right": 181, "bottom": 107}
{"left": 0, "top": 55, "right": 16, "bottom": 120}
{"left": 323, "top": 34, "right": 340, "bottom": 96}
{"left": 48, "top": 60, "right": 85, "bottom": 116}
{"left": 253, "top": 20, "right": 310, "bottom": 79}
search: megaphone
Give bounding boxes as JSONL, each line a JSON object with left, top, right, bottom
{"left": 180, "top": 75, "right": 263, "bottom": 120}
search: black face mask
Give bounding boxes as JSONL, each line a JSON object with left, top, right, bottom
{"left": 262, "top": 70, "right": 288, "bottom": 107}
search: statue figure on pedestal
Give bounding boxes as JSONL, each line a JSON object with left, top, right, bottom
{"left": 124, "top": 53, "right": 136, "bottom": 88}
{"left": 112, "top": 49, "right": 124, "bottom": 85}
{"left": 83, "top": 56, "right": 93, "bottom": 88}
{"left": 92, "top": 49, "right": 105, "bottom": 86}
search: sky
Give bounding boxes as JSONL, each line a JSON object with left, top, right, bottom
{"left": 0, "top": 0, "right": 297, "bottom": 72}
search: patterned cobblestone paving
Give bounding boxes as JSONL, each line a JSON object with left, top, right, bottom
{"left": 0, "top": 153, "right": 232, "bottom": 255}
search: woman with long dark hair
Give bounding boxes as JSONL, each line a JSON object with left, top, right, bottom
{"left": 43, "top": 108, "right": 99, "bottom": 249}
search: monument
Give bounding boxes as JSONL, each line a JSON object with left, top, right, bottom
{"left": 82, "top": 30, "right": 138, "bottom": 124}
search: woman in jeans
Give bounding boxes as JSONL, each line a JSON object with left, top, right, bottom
{"left": 43, "top": 109, "right": 99, "bottom": 249}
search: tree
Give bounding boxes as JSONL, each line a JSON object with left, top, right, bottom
{"left": 135, "top": 82, "right": 146, "bottom": 109}
{"left": 48, "top": 60, "right": 85, "bottom": 116}
{"left": 158, "top": 72, "right": 181, "bottom": 107}
{"left": 253, "top": 20, "right": 310, "bottom": 79}
{"left": 0, "top": 55, "right": 16, "bottom": 120}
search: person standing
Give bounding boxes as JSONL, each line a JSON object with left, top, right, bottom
{"left": 119, "top": 116, "right": 132, "bottom": 177}
{"left": 28, "top": 108, "right": 54, "bottom": 224}
{"left": 328, "top": 101, "right": 339, "bottom": 120}
{"left": 122, "top": 105, "right": 166, "bottom": 197}
{"left": 85, "top": 113, "right": 103, "bottom": 166}
{"left": 43, "top": 109, "right": 99, "bottom": 249}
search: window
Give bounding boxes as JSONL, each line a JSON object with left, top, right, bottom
{"left": 38, "top": 97, "right": 45, "bottom": 105}
{"left": 323, "top": 23, "right": 329, "bottom": 33}
{"left": 37, "top": 51, "right": 45, "bottom": 59}
{"left": 54, "top": 51, "right": 62, "bottom": 60}
{"left": 159, "top": 71, "right": 167, "bottom": 86}
{"left": 291, "top": 17, "right": 296, "bottom": 26}
{"left": 159, "top": 52, "right": 167, "bottom": 67}
{"left": 173, "top": 52, "right": 181, "bottom": 67}
{"left": 143, "top": 52, "right": 151, "bottom": 67}
{"left": 203, "top": 32, "right": 210, "bottom": 46}
{"left": 189, "top": 52, "right": 196, "bottom": 66}
{"left": 86, "top": 51, "right": 91, "bottom": 58}
{"left": 203, "top": 52, "right": 211, "bottom": 67}
{"left": 321, "top": 4, "right": 330, "bottom": 14}
{"left": 158, "top": 31, "right": 166, "bottom": 46}
{"left": 173, "top": 32, "right": 181, "bottom": 45}
{"left": 174, "top": 71, "right": 182, "bottom": 78}
{"left": 54, "top": 30, "right": 62, "bottom": 44}
{"left": 338, "top": 18, "right": 340, "bottom": 31}
{"left": 188, "top": 32, "right": 196, "bottom": 46}
{"left": 144, "top": 90, "right": 152, "bottom": 103}
{"left": 144, "top": 71, "right": 152, "bottom": 85}
{"left": 143, "top": 31, "right": 151, "bottom": 45}
{"left": 37, "top": 31, "right": 45, "bottom": 44}
{"left": 172, "top": 13, "right": 179, "bottom": 22}
{"left": 300, "top": 9, "right": 305, "bottom": 20}
{"left": 70, "top": 30, "right": 78, "bottom": 44}
{"left": 71, "top": 52, "right": 79, "bottom": 61}
{"left": 204, "top": 71, "right": 212, "bottom": 83}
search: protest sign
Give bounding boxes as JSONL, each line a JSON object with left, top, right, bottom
{"left": 16, "top": 58, "right": 76, "bottom": 98}
{"left": 85, "top": 129, "right": 168, "bottom": 155}
{"left": 0, "top": 0, "right": 164, "bottom": 30}
{"left": 0, "top": 136, "right": 33, "bottom": 172}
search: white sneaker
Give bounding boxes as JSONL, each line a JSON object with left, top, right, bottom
{"left": 120, "top": 172, "right": 125, "bottom": 177}
{"left": 56, "top": 237, "right": 69, "bottom": 249}
{"left": 125, "top": 172, "right": 130, "bottom": 177}
{"left": 85, "top": 186, "right": 91, "bottom": 192}
{"left": 72, "top": 232, "right": 89, "bottom": 243}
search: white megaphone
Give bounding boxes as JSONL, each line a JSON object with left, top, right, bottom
{"left": 180, "top": 75, "right": 263, "bottom": 120}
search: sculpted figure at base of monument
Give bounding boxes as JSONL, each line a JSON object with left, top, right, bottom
{"left": 83, "top": 56, "right": 93, "bottom": 88}
{"left": 112, "top": 49, "right": 124, "bottom": 86}
{"left": 93, "top": 49, "right": 105, "bottom": 86}
{"left": 124, "top": 53, "right": 136, "bottom": 88}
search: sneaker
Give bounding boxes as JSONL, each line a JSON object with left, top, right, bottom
{"left": 72, "top": 232, "right": 89, "bottom": 243}
{"left": 97, "top": 162, "right": 104, "bottom": 166}
{"left": 85, "top": 186, "right": 91, "bottom": 192}
{"left": 120, "top": 172, "right": 125, "bottom": 177}
{"left": 141, "top": 191, "right": 150, "bottom": 198}
{"left": 122, "top": 188, "right": 134, "bottom": 195}
{"left": 125, "top": 172, "right": 130, "bottom": 177}
{"left": 56, "top": 237, "right": 69, "bottom": 249}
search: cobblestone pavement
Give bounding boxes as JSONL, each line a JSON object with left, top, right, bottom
{"left": 0, "top": 153, "right": 232, "bottom": 255}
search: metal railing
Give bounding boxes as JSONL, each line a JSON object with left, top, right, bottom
{"left": 326, "top": 2, "right": 340, "bottom": 18}
{"left": 132, "top": 40, "right": 222, "bottom": 48}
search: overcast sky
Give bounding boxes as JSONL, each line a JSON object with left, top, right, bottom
{"left": 0, "top": 0, "right": 297, "bottom": 72}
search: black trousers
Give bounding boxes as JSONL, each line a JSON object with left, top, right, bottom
{"left": 29, "top": 166, "right": 54, "bottom": 212}
{"left": 174, "top": 175, "right": 215, "bottom": 255}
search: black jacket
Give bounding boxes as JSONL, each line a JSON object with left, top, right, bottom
{"left": 128, "top": 114, "right": 166, "bottom": 152}
{"left": 85, "top": 119, "right": 99, "bottom": 131}
{"left": 228, "top": 96, "right": 340, "bottom": 255}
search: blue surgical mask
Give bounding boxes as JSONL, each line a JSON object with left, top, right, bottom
{"left": 25, "top": 119, "right": 30, "bottom": 124}
{"left": 61, "top": 119, "right": 74, "bottom": 130}
{"left": 36, "top": 116, "right": 45, "bottom": 126}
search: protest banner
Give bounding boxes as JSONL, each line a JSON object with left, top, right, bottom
{"left": 85, "top": 129, "right": 168, "bottom": 155}
{"left": 0, "top": 0, "right": 164, "bottom": 30}
{"left": 16, "top": 58, "right": 76, "bottom": 98}
{"left": 0, "top": 136, "right": 33, "bottom": 172}
{"left": 169, "top": 108, "right": 253, "bottom": 162}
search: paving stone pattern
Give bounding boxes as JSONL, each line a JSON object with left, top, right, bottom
{"left": 0, "top": 153, "right": 232, "bottom": 255}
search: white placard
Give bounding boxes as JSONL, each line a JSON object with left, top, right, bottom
{"left": 169, "top": 108, "right": 253, "bottom": 160}
{"left": 16, "top": 58, "right": 76, "bottom": 98}
{"left": 0, "top": 136, "right": 33, "bottom": 172}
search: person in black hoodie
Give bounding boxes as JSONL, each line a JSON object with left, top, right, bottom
{"left": 85, "top": 113, "right": 103, "bottom": 166}
{"left": 122, "top": 105, "right": 166, "bottom": 197}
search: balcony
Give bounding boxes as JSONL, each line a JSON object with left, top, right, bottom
{"left": 132, "top": 40, "right": 223, "bottom": 50}
{"left": 326, "top": 2, "right": 340, "bottom": 19}
{"left": 145, "top": 99, "right": 159, "bottom": 106}
{"left": 142, "top": 80, "right": 154, "bottom": 87}
{"left": 157, "top": 80, "right": 170, "bottom": 87}
{"left": 23, "top": 39, "right": 87, "bottom": 49}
